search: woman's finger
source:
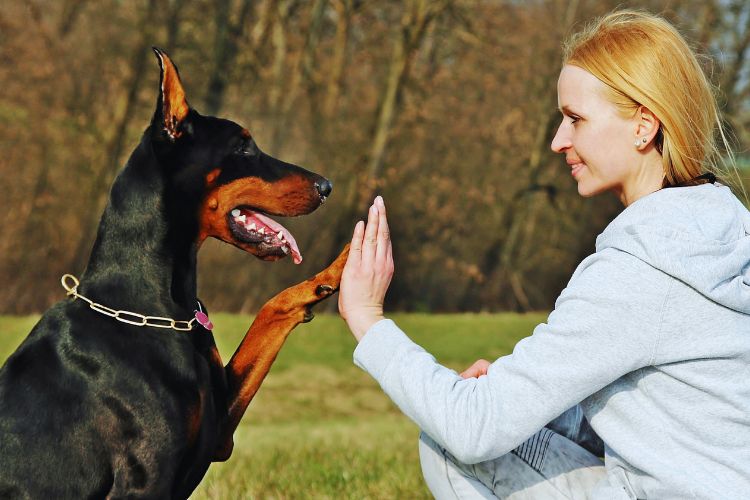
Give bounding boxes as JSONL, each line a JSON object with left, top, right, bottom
{"left": 386, "top": 244, "right": 393, "bottom": 275}
{"left": 347, "top": 220, "right": 365, "bottom": 267}
{"left": 386, "top": 222, "right": 394, "bottom": 271}
{"left": 375, "top": 196, "right": 390, "bottom": 265}
{"left": 361, "top": 202, "right": 379, "bottom": 265}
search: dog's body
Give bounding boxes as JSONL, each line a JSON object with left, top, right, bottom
{"left": 0, "top": 49, "right": 347, "bottom": 499}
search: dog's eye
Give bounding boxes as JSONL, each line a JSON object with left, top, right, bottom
{"left": 235, "top": 139, "right": 258, "bottom": 156}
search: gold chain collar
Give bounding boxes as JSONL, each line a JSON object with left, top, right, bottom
{"left": 61, "top": 274, "right": 197, "bottom": 331}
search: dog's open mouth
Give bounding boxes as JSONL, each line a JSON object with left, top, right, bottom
{"left": 228, "top": 207, "right": 303, "bottom": 264}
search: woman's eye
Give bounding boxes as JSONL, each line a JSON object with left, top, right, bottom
{"left": 569, "top": 115, "right": 580, "bottom": 124}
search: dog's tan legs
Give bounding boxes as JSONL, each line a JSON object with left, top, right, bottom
{"left": 213, "top": 245, "right": 349, "bottom": 460}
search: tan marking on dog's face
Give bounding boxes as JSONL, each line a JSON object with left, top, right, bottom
{"left": 197, "top": 175, "right": 321, "bottom": 257}
{"left": 205, "top": 168, "right": 222, "bottom": 187}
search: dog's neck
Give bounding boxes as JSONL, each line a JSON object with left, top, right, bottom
{"left": 80, "top": 136, "right": 200, "bottom": 317}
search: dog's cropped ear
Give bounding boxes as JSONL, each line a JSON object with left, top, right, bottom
{"left": 152, "top": 47, "right": 190, "bottom": 141}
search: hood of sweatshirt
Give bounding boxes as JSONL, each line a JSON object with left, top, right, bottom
{"left": 595, "top": 183, "right": 750, "bottom": 314}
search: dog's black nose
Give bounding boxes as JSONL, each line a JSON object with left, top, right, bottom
{"left": 316, "top": 179, "right": 333, "bottom": 198}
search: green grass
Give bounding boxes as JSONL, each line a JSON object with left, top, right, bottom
{"left": 0, "top": 312, "right": 545, "bottom": 499}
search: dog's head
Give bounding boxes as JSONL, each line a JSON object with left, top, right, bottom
{"left": 149, "top": 48, "right": 330, "bottom": 264}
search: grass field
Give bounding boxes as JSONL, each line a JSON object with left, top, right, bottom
{"left": 0, "top": 312, "right": 545, "bottom": 499}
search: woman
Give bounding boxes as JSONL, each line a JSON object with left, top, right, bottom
{"left": 338, "top": 10, "right": 750, "bottom": 500}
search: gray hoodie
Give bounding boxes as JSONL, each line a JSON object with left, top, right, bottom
{"left": 353, "top": 183, "right": 750, "bottom": 499}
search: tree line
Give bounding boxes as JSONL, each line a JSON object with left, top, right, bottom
{"left": 0, "top": 0, "right": 748, "bottom": 314}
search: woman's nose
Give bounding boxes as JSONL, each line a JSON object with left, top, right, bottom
{"left": 550, "top": 123, "right": 570, "bottom": 153}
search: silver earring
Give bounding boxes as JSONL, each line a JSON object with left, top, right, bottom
{"left": 642, "top": 137, "right": 648, "bottom": 144}
{"left": 634, "top": 139, "right": 641, "bottom": 147}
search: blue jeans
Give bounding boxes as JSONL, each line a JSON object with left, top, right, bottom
{"left": 418, "top": 405, "right": 612, "bottom": 499}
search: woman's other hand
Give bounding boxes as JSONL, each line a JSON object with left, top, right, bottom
{"left": 460, "top": 359, "right": 491, "bottom": 379}
{"left": 339, "top": 196, "right": 394, "bottom": 341}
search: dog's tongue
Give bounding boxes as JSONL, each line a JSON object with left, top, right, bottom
{"left": 252, "top": 212, "right": 303, "bottom": 264}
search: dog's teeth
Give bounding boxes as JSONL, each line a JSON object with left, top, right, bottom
{"left": 278, "top": 231, "right": 284, "bottom": 240}
{"left": 258, "top": 227, "right": 265, "bottom": 234}
{"left": 231, "top": 209, "right": 240, "bottom": 217}
{"left": 281, "top": 246, "right": 289, "bottom": 254}
{"left": 249, "top": 223, "right": 256, "bottom": 231}
{"left": 238, "top": 215, "right": 246, "bottom": 223}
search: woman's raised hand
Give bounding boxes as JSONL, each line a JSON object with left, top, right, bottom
{"left": 338, "top": 196, "right": 394, "bottom": 341}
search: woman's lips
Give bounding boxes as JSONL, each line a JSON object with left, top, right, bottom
{"left": 570, "top": 163, "right": 585, "bottom": 178}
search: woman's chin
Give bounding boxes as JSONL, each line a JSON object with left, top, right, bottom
{"left": 576, "top": 182, "right": 606, "bottom": 199}
{"left": 577, "top": 183, "right": 595, "bottom": 197}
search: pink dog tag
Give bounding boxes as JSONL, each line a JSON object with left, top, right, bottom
{"left": 195, "top": 311, "right": 213, "bottom": 331}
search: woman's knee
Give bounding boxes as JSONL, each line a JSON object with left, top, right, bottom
{"left": 418, "top": 431, "right": 497, "bottom": 499}
{"left": 418, "top": 431, "right": 456, "bottom": 497}
{"left": 418, "top": 431, "right": 444, "bottom": 478}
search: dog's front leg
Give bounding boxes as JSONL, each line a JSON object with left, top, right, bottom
{"left": 213, "top": 245, "right": 349, "bottom": 460}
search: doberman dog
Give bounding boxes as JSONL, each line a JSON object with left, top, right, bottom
{"left": 0, "top": 48, "right": 348, "bottom": 499}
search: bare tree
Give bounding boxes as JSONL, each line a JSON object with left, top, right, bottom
{"left": 2, "top": 0, "right": 748, "bottom": 313}
{"left": 69, "top": 0, "right": 159, "bottom": 274}
{"left": 204, "top": 0, "right": 256, "bottom": 115}
{"left": 323, "top": 0, "right": 355, "bottom": 116}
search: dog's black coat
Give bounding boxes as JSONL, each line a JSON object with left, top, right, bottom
{"left": 0, "top": 50, "right": 330, "bottom": 499}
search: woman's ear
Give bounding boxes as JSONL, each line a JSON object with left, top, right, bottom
{"left": 634, "top": 106, "right": 660, "bottom": 150}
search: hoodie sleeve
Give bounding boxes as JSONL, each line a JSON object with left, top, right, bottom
{"left": 353, "top": 247, "right": 671, "bottom": 464}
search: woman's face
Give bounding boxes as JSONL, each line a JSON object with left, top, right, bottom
{"left": 551, "top": 65, "right": 651, "bottom": 204}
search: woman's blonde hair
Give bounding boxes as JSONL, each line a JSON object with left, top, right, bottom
{"left": 563, "top": 10, "right": 745, "bottom": 197}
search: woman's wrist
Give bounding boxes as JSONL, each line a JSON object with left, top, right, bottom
{"left": 346, "top": 313, "right": 386, "bottom": 342}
